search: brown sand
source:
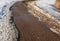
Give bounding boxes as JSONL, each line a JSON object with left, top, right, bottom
{"left": 11, "top": 2, "right": 60, "bottom": 41}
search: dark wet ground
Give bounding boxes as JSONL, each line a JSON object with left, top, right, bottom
{"left": 10, "top": 2, "right": 60, "bottom": 41}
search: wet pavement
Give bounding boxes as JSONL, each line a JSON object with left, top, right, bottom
{"left": 11, "top": 2, "right": 60, "bottom": 41}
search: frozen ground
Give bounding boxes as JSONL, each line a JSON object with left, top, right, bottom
{"left": 28, "top": 1, "right": 60, "bottom": 36}
{"left": 35, "top": 1, "right": 60, "bottom": 20}
{"left": 0, "top": 0, "right": 60, "bottom": 41}
{"left": 0, "top": 0, "right": 23, "bottom": 19}
{"left": 10, "top": 2, "right": 60, "bottom": 41}
{"left": 0, "top": 10, "right": 18, "bottom": 41}
{"left": 0, "top": 0, "right": 18, "bottom": 41}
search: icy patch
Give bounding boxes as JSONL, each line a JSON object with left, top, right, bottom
{"left": 38, "top": 0, "right": 56, "bottom": 4}
{"left": 0, "top": 0, "right": 24, "bottom": 19}
{"left": 0, "top": 1, "right": 7, "bottom": 19}
{"left": 0, "top": 0, "right": 15, "bottom": 19}
{"left": 0, "top": 0, "right": 27, "bottom": 18}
